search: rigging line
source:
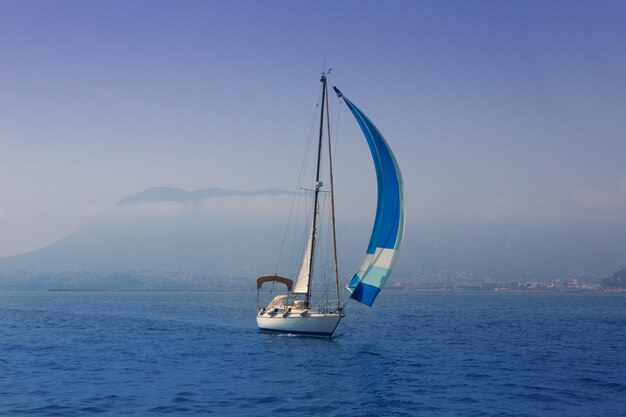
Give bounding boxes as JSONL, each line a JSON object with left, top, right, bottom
{"left": 321, "top": 194, "right": 336, "bottom": 306}
{"left": 332, "top": 95, "right": 343, "bottom": 170}
{"left": 274, "top": 85, "right": 324, "bottom": 275}
{"left": 325, "top": 82, "right": 340, "bottom": 306}
{"left": 325, "top": 201, "right": 336, "bottom": 305}
{"left": 275, "top": 130, "right": 316, "bottom": 276}
{"left": 290, "top": 191, "right": 312, "bottom": 278}
{"left": 317, "top": 191, "right": 327, "bottom": 265}
{"left": 287, "top": 191, "right": 300, "bottom": 277}
{"left": 308, "top": 257, "right": 335, "bottom": 286}
{"left": 328, "top": 89, "right": 343, "bottom": 196}
{"left": 297, "top": 88, "right": 324, "bottom": 189}
{"left": 320, "top": 193, "right": 332, "bottom": 306}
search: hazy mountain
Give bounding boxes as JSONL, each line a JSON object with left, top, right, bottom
{"left": 1, "top": 186, "right": 625, "bottom": 290}
{"left": 0, "top": 186, "right": 373, "bottom": 290}
{"left": 116, "top": 186, "right": 290, "bottom": 205}
{"left": 0, "top": 187, "right": 297, "bottom": 290}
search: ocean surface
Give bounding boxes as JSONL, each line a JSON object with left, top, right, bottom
{"left": 1, "top": 290, "right": 625, "bottom": 416}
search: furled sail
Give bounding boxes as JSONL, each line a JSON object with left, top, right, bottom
{"left": 334, "top": 87, "right": 405, "bottom": 306}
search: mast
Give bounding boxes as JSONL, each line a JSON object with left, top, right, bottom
{"left": 325, "top": 82, "right": 340, "bottom": 309}
{"left": 306, "top": 72, "right": 327, "bottom": 306}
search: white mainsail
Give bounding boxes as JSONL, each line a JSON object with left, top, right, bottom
{"left": 292, "top": 228, "right": 314, "bottom": 294}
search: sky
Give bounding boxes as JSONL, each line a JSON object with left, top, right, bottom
{"left": 1, "top": 1, "right": 625, "bottom": 275}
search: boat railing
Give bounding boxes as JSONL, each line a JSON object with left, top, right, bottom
{"left": 311, "top": 299, "right": 344, "bottom": 314}
{"left": 259, "top": 294, "right": 344, "bottom": 314}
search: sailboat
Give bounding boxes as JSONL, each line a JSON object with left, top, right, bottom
{"left": 256, "top": 72, "right": 405, "bottom": 336}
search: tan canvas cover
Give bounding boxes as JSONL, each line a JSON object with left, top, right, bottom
{"left": 256, "top": 275, "right": 293, "bottom": 291}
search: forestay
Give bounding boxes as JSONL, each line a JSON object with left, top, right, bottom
{"left": 334, "top": 87, "right": 405, "bottom": 307}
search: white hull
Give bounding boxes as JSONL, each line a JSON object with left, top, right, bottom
{"left": 257, "top": 309, "right": 342, "bottom": 337}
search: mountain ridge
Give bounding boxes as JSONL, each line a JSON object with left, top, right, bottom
{"left": 0, "top": 186, "right": 302, "bottom": 289}
{"left": 116, "top": 186, "right": 291, "bottom": 205}
{"left": 2, "top": 187, "right": 626, "bottom": 290}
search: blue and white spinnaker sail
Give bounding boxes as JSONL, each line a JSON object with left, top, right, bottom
{"left": 334, "top": 87, "right": 405, "bottom": 307}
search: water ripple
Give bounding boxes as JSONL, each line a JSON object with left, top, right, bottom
{"left": 1, "top": 291, "right": 625, "bottom": 416}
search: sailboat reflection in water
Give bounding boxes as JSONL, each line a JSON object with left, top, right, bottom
{"left": 256, "top": 72, "right": 405, "bottom": 337}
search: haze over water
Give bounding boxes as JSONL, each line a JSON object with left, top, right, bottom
{"left": 1, "top": 1, "right": 626, "bottom": 281}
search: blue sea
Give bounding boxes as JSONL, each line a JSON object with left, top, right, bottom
{"left": 1, "top": 290, "right": 625, "bottom": 416}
